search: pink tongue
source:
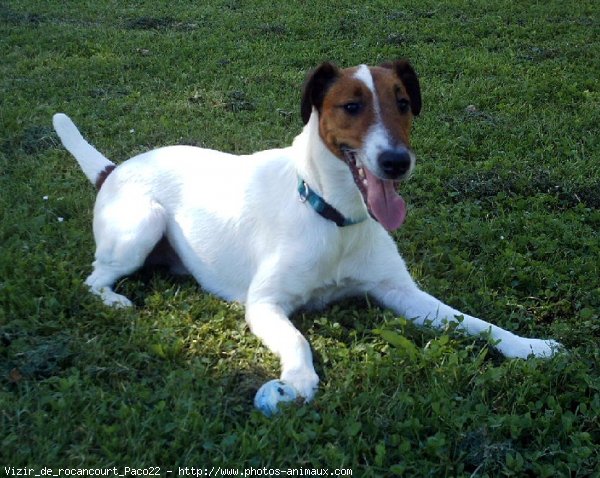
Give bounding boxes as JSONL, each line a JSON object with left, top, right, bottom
{"left": 364, "top": 168, "right": 407, "bottom": 231}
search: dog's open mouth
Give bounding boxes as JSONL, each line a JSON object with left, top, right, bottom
{"left": 342, "top": 147, "right": 407, "bottom": 231}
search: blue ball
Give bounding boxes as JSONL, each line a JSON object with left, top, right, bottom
{"left": 254, "top": 379, "right": 298, "bottom": 416}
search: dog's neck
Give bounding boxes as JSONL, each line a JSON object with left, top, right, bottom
{"left": 293, "top": 111, "right": 368, "bottom": 224}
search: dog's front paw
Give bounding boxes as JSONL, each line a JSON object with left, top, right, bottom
{"left": 281, "top": 367, "right": 319, "bottom": 402}
{"left": 98, "top": 288, "right": 133, "bottom": 308}
{"left": 498, "top": 336, "right": 563, "bottom": 359}
{"left": 86, "top": 278, "right": 134, "bottom": 308}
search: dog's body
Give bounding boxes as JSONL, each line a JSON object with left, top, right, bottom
{"left": 53, "top": 61, "right": 559, "bottom": 409}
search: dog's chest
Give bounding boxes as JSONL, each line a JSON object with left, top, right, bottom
{"left": 303, "top": 276, "right": 364, "bottom": 310}
{"left": 295, "top": 230, "right": 372, "bottom": 309}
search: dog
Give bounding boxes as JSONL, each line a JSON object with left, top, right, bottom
{"left": 53, "top": 60, "right": 560, "bottom": 411}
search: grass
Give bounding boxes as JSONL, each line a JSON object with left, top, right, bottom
{"left": 1, "top": 0, "right": 599, "bottom": 475}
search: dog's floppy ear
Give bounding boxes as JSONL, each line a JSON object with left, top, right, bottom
{"left": 301, "top": 62, "right": 340, "bottom": 125}
{"left": 382, "top": 60, "right": 422, "bottom": 116}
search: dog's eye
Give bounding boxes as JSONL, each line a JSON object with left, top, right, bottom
{"left": 397, "top": 97, "right": 411, "bottom": 114}
{"left": 342, "top": 102, "right": 363, "bottom": 115}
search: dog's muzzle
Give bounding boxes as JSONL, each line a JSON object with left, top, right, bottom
{"left": 340, "top": 145, "right": 409, "bottom": 231}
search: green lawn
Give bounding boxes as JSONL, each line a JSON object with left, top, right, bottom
{"left": 1, "top": 0, "right": 599, "bottom": 476}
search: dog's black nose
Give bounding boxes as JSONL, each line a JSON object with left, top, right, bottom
{"left": 378, "top": 149, "right": 412, "bottom": 179}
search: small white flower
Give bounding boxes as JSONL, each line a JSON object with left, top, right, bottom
{"left": 500, "top": 235, "right": 505, "bottom": 240}
{"left": 43, "top": 195, "right": 49, "bottom": 201}
{"left": 57, "top": 217, "right": 64, "bottom": 223}
{"left": 130, "top": 128, "right": 135, "bottom": 133}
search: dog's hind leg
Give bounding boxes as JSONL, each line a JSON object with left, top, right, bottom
{"left": 85, "top": 195, "right": 167, "bottom": 307}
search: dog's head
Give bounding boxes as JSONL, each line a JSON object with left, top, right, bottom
{"left": 301, "top": 61, "right": 421, "bottom": 231}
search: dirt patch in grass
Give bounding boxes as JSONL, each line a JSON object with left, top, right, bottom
{"left": 124, "top": 16, "right": 199, "bottom": 31}
{"left": 448, "top": 168, "right": 600, "bottom": 209}
{"left": 4, "top": 125, "right": 60, "bottom": 156}
{"left": 2, "top": 333, "right": 75, "bottom": 383}
{"left": 0, "top": 4, "right": 44, "bottom": 25}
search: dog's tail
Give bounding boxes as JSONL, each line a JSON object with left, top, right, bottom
{"left": 52, "top": 113, "right": 116, "bottom": 189}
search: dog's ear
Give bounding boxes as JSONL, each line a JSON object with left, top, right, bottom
{"left": 301, "top": 62, "right": 340, "bottom": 125}
{"left": 382, "top": 60, "right": 422, "bottom": 116}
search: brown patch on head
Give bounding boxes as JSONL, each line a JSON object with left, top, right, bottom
{"left": 370, "top": 63, "right": 420, "bottom": 148}
{"left": 317, "top": 68, "right": 377, "bottom": 157}
{"left": 95, "top": 164, "right": 116, "bottom": 190}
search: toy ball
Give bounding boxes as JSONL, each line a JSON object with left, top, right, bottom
{"left": 254, "top": 379, "right": 298, "bottom": 416}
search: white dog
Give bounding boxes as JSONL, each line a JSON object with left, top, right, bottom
{"left": 53, "top": 61, "right": 560, "bottom": 411}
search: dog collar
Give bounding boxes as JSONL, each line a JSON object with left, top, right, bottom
{"left": 297, "top": 177, "right": 366, "bottom": 227}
